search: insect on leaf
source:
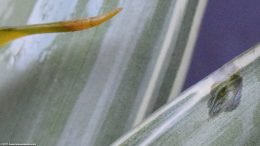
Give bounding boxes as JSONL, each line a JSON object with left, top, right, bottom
{"left": 208, "top": 73, "right": 243, "bottom": 118}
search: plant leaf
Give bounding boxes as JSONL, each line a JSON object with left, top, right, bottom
{"left": 0, "top": 8, "right": 122, "bottom": 46}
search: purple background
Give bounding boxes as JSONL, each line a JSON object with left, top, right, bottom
{"left": 183, "top": 0, "right": 260, "bottom": 89}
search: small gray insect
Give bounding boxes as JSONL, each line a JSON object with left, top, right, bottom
{"left": 208, "top": 73, "right": 243, "bottom": 118}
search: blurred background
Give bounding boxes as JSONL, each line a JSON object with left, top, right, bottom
{"left": 184, "top": 0, "right": 260, "bottom": 89}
